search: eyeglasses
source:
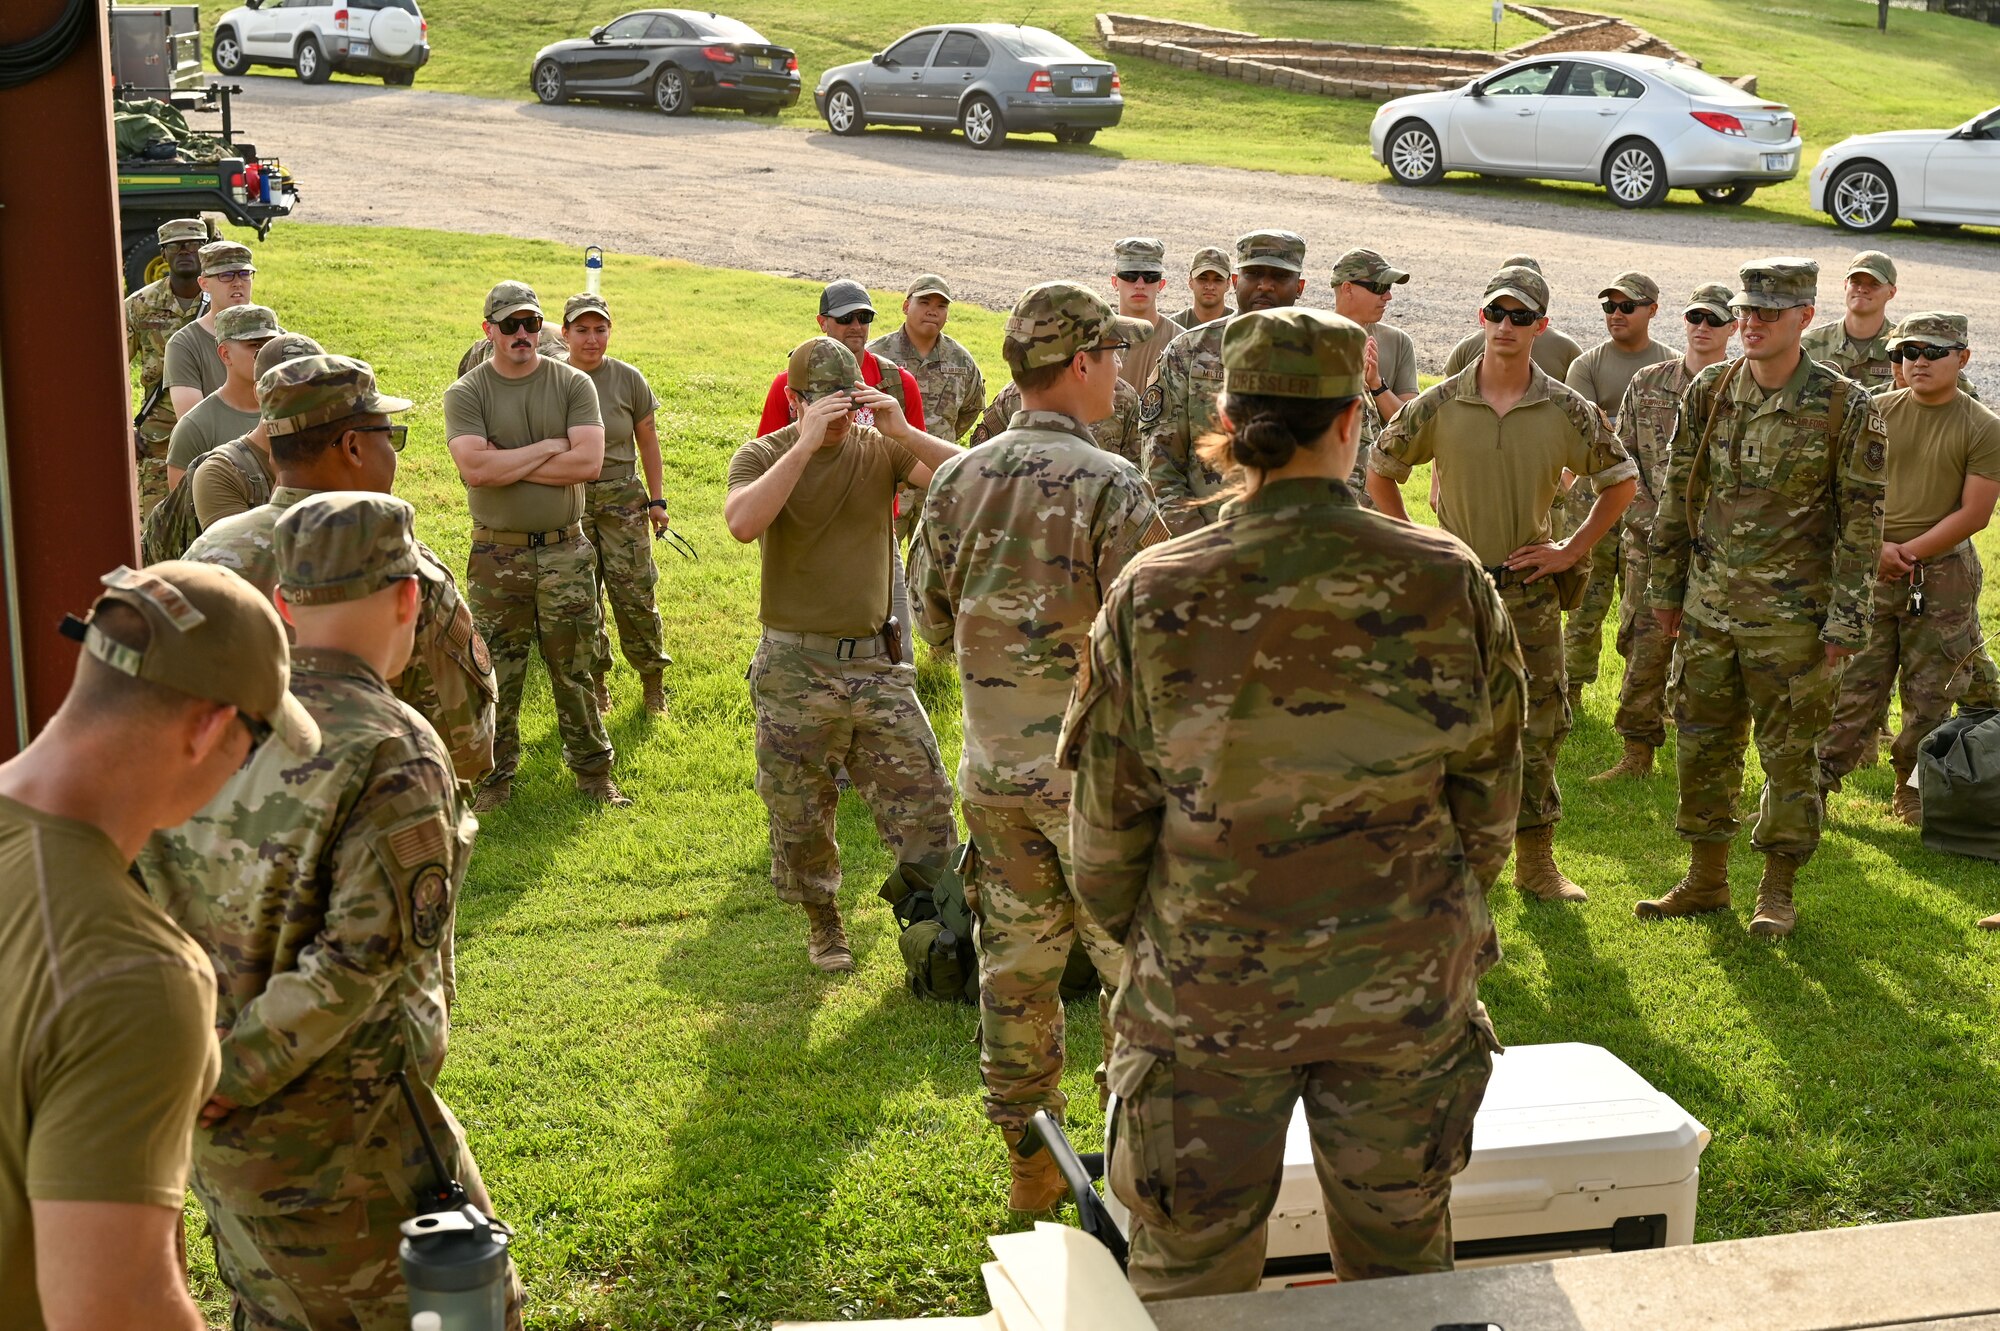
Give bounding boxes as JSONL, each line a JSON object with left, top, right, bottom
{"left": 1090, "top": 340, "right": 1132, "bottom": 361}
{"left": 1116, "top": 271, "right": 1164, "bottom": 285}
{"left": 496, "top": 314, "right": 543, "bottom": 335}
{"left": 208, "top": 269, "right": 254, "bottom": 284}
{"left": 1889, "top": 344, "right": 1965, "bottom": 362}
{"left": 236, "top": 708, "right": 271, "bottom": 764}
{"left": 1741, "top": 306, "right": 1790, "bottom": 324}
{"left": 351, "top": 423, "right": 409, "bottom": 451}
{"left": 1601, "top": 299, "right": 1652, "bottom": 315}
{"left": 163, "top": 240, "right": 204, "bottom": 253}
{"left": 1348, "top": 279, "right": 1395, "bottom": 296}
{"left": 831, "top": 310, "right": 875, "bottom": 326}
{"left": 1481, "top": 304, "right": 1540, "bottom": 327}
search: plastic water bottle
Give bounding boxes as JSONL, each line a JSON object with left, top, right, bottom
{"left": 400, "top": 1206, "right": 512, "bottom": 1330}
{"left": 584, "top": 246, "right": 604, "bottom": 296}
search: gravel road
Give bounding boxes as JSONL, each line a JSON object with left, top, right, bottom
{"left": 238, "top": 76, "right": 2000, "bottom": 392}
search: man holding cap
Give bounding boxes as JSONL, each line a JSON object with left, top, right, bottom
{"left": 1444, "top": 255, "right": 1583, "bottom": 380}
{"left": 756, "top": 279, "right": 925, "bottom": 436}
{"left": 192, "top": 354, "right": 499, "bottom": 788}
{"left": 909, "top": 282, "right": 1163, "bottom": 1213}
{"left": 1369, "top": 264, "right": 1635, "bottom": 907}
{"left": 1165, "top": 245, "right": 1233, "bottom": 332}
{"left": 0, "top": 561, "right": 313, "bottom": 1331}
{"left": 446, "top": 280, "right": 624, "bottom": 810}
{"left": 165, "top": 303, "right": 280, "bottom": 490}
{"left": 164, "top": 239, "right": 258, "bottom": 420}
{"left": 869, "top": 274, "right": 986, "bottom": 444}
{"left": 1330, "top": 246, "right": 1420, "bottom": 414}
{"left": 1595, "top": 284, "right": 1738, "bottom": 782}
{"left": 1641, "top": 258, "right": 1887, "bottom": 936}
{"left": 1112, "top": 237, "right": 1175, "bottom": 392}
{"left": 141, "top": 493, "right": 522, "bottom": 1331}
{"left": 726, "top": 337, "right": 961, "bottom": 975}
{"left": 1144, "top": 229, "right": 1309, "bottom": 533}
{"left": 126, "top": 217, "right": 209, "bottom": 515}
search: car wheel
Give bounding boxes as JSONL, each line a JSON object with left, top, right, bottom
{"left": 296, "top": 35, "right": 330, "bottom": 84}
{"left": 654, "top": 66, "right": 691, "bottom": 116}
{"left": 122, "top": 232, "right": 163, "bottom": 294}
{"left": 1828, "top": 161, "right": 1897, "bottom": 233}
{"left": 533, "top": 60, "right": 567, "bottom": 105}
{"left": 212, "top": 28, "right": 249, "bottom": 76}
{"left": 961, "top": 95, "right": 1004, "bottom": 150}
{"left": 383, "top": 68, "right": 415, "bottom": 87}
{"left": 824, "top": 84, "right": 864, "bottom": 136}
{"left": 1385, "top": 119, "right": 1444, "bottom": 186}
{"left": 1696, "top": 184, "right": 1757, "bottom": 206}
{"left": 1603, "top": 139, "right": 1667, "bottom": 208}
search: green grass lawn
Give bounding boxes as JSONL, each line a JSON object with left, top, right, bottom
{"left": 182, "top": 221, "right": 2000, "bottom": 1328}
{"left": 181, "top": 0, "right": 2000, "bottom": 232}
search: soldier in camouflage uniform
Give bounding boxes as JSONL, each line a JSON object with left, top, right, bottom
{"left": 908, "top": 282, "right": 1162, "bottom": 1213}
{"left": 189, "top": 354, "right": 498, "bottom": 788}
{"left": 1064, "top": 307, "right": 1523, "bottom": 1299}
{"left": 726, "top": 337, "right": 961, "bottom": 973}
{"left": 869, "top": 273, "right": 987, "bottom": 444}
{"left": 1369, "top": 266, "right": 1635, "bottom": 906}
{"left": 1594, "top": 283, "right": 1738, "bottom": 782}
{"left": 1640, "top": 258, "right": 1888, "bottom": 937}
{"left": 1142, "top": 230, "right": 1307, "bottom": 534}
{"left": 125, "top": 217, "right": 208, "bottom": 516}
{"left": 1164, "top": 246, "right": 1232, "bottom": 333}
{"left": 969, "top": 375, "right": 1144, "bottom": 466}
{"left": 1801, "top": 251, "right": 1981, "bottom": 402}
{"left": 1819, "top": 312, "right": 2000, "bottom": 825}
{"left": 139, "top": 493, "right": 523, "bottom": 1331}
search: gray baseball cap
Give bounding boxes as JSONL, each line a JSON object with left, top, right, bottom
{"left": 819, "top": 279, "right": 875, "bottom": 318}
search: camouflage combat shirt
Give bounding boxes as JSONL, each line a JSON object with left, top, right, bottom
{"left": 1615, "top": 355, "right": 1702, "bottom": 553}
{"left": 1140, "top": 315, "right": 1234, "bottom": 533}
{"left": 869, "top": 327, "right": 987, "bottom": 443}
{"left": 970, "top": 378, "right": 1145, "bottom": 467}
{"left": 125, "top": 278, "right": 203, "bottom": 442}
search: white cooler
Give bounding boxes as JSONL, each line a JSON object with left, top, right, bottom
{"left": 1104, "top": 1042, "right": 1710, "bottom": 1289}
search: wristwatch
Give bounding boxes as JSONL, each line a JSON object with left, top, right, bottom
{"left": 647, "top": 499, "right": 667, "bottom": 511}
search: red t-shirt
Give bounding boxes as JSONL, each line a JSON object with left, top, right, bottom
{"left": 756, "top": 352, "right": 926, "bottom": 437}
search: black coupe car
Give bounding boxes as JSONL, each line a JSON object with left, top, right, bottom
{"left": 530, "top": 9, "right": 799, "bottom": 115}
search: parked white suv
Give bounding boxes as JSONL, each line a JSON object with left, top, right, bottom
{"left": 212, "top": 0, "right": 430, "bottom": 87}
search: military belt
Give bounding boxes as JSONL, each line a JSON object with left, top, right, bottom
{"left": 762, "top": 627, "right": 892, "bottom": 661}
{"left": 471, "top": 522, "right": 583, "bottom": 548}
{"left": 1484, "top": 565, "right": 1532, "bottom": 589}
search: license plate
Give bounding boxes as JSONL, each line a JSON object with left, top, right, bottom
{"left": 1764, "top": 152, "right": 1793, "bottom": 171}
{"left": 1070, "top": 76, "right": 1095, "bottom": 94}
{"left": 351, "top": 40, "right": 370, "bottom": 55}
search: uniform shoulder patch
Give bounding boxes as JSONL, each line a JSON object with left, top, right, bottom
{"left": 385, "top": 811, "right": 448, "bottom": 874}
{"left": 408, "top": 864, "right": 450, "bottom": 950}
{"left": 1139, "top": 383, "right": 1165, "bottom": 424}
{"left": 1866, "top": 437, "right": 1886, "bottom": 471}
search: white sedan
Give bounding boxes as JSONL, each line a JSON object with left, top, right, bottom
{"left": 1809, "top": 106, "right": 2000, "bottom": 233}
{"left": 1370, "top": 52, "right": 1801, "bottom": 209}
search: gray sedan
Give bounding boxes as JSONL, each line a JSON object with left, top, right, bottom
{"left": 814, "top": 25, "right": 1122, "bottom": 150}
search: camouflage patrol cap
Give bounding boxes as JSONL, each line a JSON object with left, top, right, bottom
{"left": 1847, "top": 250, "right": 1897, "bottom": 285}
{"left": 1234, "top": 229, "right": 1306, "bottom": 275}
{"left": 563, "top": 292, "right": 611, "bottom": 324}
{"left": 1002, "top": 281, "right": 1152, "bottom": 371}
{"left": 1731, "top": 257, "right": 1818, "bottom": 311}
{"left": 275, "top": 492, "right": 440, "bottom": 607}
{"left": 1114, "top": 237, "right": 1166, "bottom": 270}
{"left": 1599, "top": 271, "right": 1660, "bottom": 304}
{"left": 253, "top": 333, "right": 325, "bottom": 380}
{"left": 484, "top": 280, "right": 542, "bottom": 321}
{"left": 786, "top": 336, "right": 862, "bottom": 399}
{"left": 906, "top": 273, "right": 952, "bottom": 301}
{"left": 1685, "top": 283, "right": 1735, "bottom": 321}
{"left": 1329, "top": 247, "right": 1410, "bottom": 288}
{"left": 66, "top": 562, "right": 318, "bottom": 756}
{"left": 1887, "top": 311, "right": 1969, "bottom": 350}
{"left": 1500, "top": 254, "right": 1543, "bottom": 274}
{"left": 157, "top": 217, "right": 206, "bottom": 245}
{"left": 1484, "top": 265, "right": 1550, "bottom": 315}
{"left": 1189, "top": 246, "right": 1231, "bottom": 278}
{"left": 199, "top": 240, "right": 255, "bottom": 276}
{"left": 1221, "top": 308, "right": 1367, "bottom": 399}
{"left": 214, "top": 304, "right": 282, "bottom": 343}
{"left": 258, "top": 355, "right": 413, "bottom": 437}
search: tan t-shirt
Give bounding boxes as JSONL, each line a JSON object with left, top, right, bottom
{"left": 443, "top": 357, "right": 602, "bottom": 532}
{"left": 1119, "top": 316, "right": 1174, "bottom": 394}
{"left": 163, "top": 319, "right": 224, "bottom": 395}
{"left": 191, "top": 436, "right": 274, "bottom": 528}
{"left": 1446, "top": 324, "right": 1583, "bottom": 381}
{"left": 0, "top": 796, "right": 218, "bottom": 1331}
{"left": 1370, "top": 321, "right": 1419, "bottom": 398}
{"left": 727, "top": 422, "right": 918, "bottom": 635}
{"left": 166, "top": 390, "right": 261, "bottom": 470}
{"left": 1879, "top": 388, "right": 2000, "bottom": 543}
{"left": 578, "top": 357, "right": 659, "bottom": 477}
{"left": 1564, "top": 338, "right": 1679, "bottom": 420}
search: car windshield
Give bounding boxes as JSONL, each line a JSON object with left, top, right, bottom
{"left": 688, "top": 15, "right": 765, "bottom": 42}
{"left": 997, "top": 28, "right": 1091, "bottom": 61}
{"left": 1652, "top": 62, "right": 1759, "bottom": 102}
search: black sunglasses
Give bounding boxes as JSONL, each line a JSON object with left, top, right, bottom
{"left": 496, "top": 314, "right": 543, "bottom": 335}
{"left": 1889, "top": 343, "right": 1965, "bottom": 362}
{"left": 1116, "top": 270, "right": 1164, "bottom": 284}
{"left": 237, "top": 708, "right": 271, "bottom": 765}
{"left": 1601, "top": 299, "right": 1653, "bottom": 315}
{"left": 831, "top": 310, "right": 875, "bottom": 326}
{"left": 1348, "top": 279, "right": 1396, "bottom": 296}
{"left": 1685, "top": 310, "right": 1733, "bottom": 328}
{"left": 351, "top": 423, "right": 409, "bottom": 452}
{"left": 1481, "top": 304, "right": 1540, "bottom": 327}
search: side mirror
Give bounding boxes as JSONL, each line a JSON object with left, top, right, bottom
{"left": 1468, "top": 81, "right": 1486, "bottom": 98}
{"left": 590, "top": 26, "right": 606, "bottom": 42}
{"left": 871, "top": 51, "right": 888, "bottom": 66}
{"left": 245, "top": 0, "right": 262, "bottom": 9}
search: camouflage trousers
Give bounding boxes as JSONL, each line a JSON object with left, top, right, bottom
{"left": 1821, "top": 544, "right": 1997, "bottom": 787}
{"left": 137, "top": 427, "right": 172, "bottom": 518}
{"left": 581, "top": 475, "right": 671, "bottom": 678}
{"left": 1612, "top": 537, "right": 1675, "bottom": 748}
{"left": 1497, "top": 577, "right": 1567, "bottom": 830}
{"left": 1673, "top": 617, "right": 1836, "bottom": 861}
{"left": 466, "top": 529, "right": 613, "bottom": 783}
{"left": 1562, "top": 527, "right": 1623, "bottom": 689}
{"left": 1110, "top": 1010, "right": 1497, "bottom": 1301}
{"left": 962, "top": 799, "right": 1126, "bottom": 1130}
{"left": 748, "top": 634, "right": 956, "bottom": 906}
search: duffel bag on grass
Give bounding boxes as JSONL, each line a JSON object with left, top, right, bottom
{"left": 879, "top": 848, "right": 1104, "bottom": 1006}
{"left": 1918, "top": 708, "right": 2000, "bottom": 862}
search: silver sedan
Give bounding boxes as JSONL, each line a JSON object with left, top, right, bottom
{"left": 1370, "top": 52, "right": 1801, "bottom": 209}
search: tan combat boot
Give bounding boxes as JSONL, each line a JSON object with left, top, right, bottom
{"left": 1749, "top": 854, "right": 1801, "bottom": 937}
{"left": 1514, "top": 826, "right": 1587, "bottom": 903}
{"left": 1591, "top": 740, "right": 1655, "bottom": 783}
{"left": 802, "top": 900, "right": 853, "bottom": 973}
{"left": 1003, "top": 1126, "right": 1068, "bottom": 1214}
{"left": 471, "top": 778, "right": 511, "bottom": 813}
{"left": 592, "top": 671, "right": 612, "bottom": 715}
{"left": 1891, "top": 766, "right": 1921, "bottom": 827}
{"left": 1634, "top": 841, "right": 1731, "bottom": 920}
{"left": 575, "top": 769, "right": 634, "bottom": 808}
{"left": 641, "top": 672, "right": 668, "bottom": 716}
{"left": 1978, "top": 913, "right": 2000, "bottom": 931}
